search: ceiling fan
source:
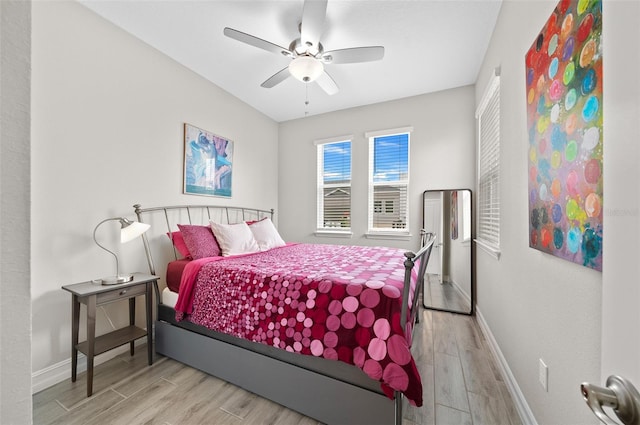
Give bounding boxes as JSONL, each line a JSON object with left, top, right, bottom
{"left": 223, "top": 0, "right": 384, "bottom": 95}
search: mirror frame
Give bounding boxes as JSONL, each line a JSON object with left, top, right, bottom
{"left": 422, "top": 189, "right": 475, "bottom": 316}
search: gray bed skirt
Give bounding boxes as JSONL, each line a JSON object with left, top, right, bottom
{"left": 155, "top": 304, "right": 397, "bottom": 425}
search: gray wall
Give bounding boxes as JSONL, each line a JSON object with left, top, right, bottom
{"left": 278, "top": 86, "right": 477, "bottom": 251}
{"left": 600, "top": 0, "right": 640, "bottom": 389}
{"left": 1, "top": 0, "right": 33, "bottom": 422}
{"left": 474, "top": 1, "right": 607, "bottom": 423}
{"left": 31, "top": 1, "right": 279, "bottom": 389}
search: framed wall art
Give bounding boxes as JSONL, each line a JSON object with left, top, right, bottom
{"left": 525, "top": 0, "right": 603, "bottom": 271}
{"left": 183, "top": 123, "right": 233, "bottom": 198}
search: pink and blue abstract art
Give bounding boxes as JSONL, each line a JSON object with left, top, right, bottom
{"left": 525, "top": 0, "right": 603, "bottom": 271}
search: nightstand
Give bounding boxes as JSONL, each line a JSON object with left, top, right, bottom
{"left": 62, "top": 272, "right": 157, "bottom": 396}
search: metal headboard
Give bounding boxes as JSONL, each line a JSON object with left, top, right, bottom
{"left": 133, "top": 203, "right": 274, "bottom": 278}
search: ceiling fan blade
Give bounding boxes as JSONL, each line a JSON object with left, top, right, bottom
{"left": 301, "top": 0, "right": 327, "bottom": 48}
{"left": 322, "top": 46, "right": 385, "bottom": 64}
{"left": 316, "top": 70, "right": 339, "bottom": 95}
{"left": 224, "top": 27, "right": 291, "bottom": 56}
{"left": 261, "top": 67, "right": 291, "bottom": 88}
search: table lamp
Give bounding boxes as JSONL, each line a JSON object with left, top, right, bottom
{"left": 93, "top": 217, "right": 151, "bottom": 285}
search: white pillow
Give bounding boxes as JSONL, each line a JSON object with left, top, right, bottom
{"left": 209, "top": 221, "right": 260, "bottom": 256}
{"left": 249, "top": 218, "right": 286, "bottom": 251}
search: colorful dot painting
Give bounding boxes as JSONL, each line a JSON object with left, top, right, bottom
{"left": 525, "top": 0, "right": 603, "bottom": 271}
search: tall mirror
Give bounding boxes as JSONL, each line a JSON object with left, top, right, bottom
{"left": 422, "top": 189, "right": 474, "bottom": 315}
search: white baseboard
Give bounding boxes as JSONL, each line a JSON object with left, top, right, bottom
{"left": 32, "top": 327, "right": 153, "bottom": 395}
{"left": 475, "top": 307, "right": 538, "bottom": 425}
{"left": 450, "top": 278, "right": 472, "bottom": 306}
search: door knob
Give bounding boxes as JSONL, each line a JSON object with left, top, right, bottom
{"left": 581, "top": 375, "right": 640, "bottom": 425}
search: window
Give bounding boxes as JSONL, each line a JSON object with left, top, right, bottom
{"left": 476, "top": 71, "right": 501, "bottom": 256}
{"left": 366, "top": 128, "right": 412, "bottom": 233}
{"left": 316, "top": 137, "right": 352, "bottom": 232}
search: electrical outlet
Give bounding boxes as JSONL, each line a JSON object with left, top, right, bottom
{"left": 539, "top": 359, "right": 548, "bottom": 391}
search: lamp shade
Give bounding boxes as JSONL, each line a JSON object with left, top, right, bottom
{"left": 289, "top": 56, "right": 324, "bottom": 83}
{"left": 120, "top": 219, "right": 151, "bottom": 243}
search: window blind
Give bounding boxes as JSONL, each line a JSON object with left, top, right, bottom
{"left": 317, "top": 140, "right": 351, "bottom": 230}
{"left": 477, "top": 74, "right": 501, "bottom": 250}
{"left": 368, "top": 133, "right": 410, "bottom": 232}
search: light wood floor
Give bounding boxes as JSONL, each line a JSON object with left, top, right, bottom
{"left": 423, "top": 274, "right": 472, "bottom": 314}
{"left": 33, "top": 308, "right": 522, "bottom": 425}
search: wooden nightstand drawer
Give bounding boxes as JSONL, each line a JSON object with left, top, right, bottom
{"left": 96, "top": 283, "right": 146, "bottom": 305}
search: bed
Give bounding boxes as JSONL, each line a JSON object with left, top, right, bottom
{"left": 133, "top": 204, "right": 434, "bottom": 425}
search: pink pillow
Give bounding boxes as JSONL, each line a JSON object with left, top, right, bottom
{"left": 177, "top": 224, "right": 221, "bottom": 259}
{"left": 167, "top": 231, "right": 191, "bottom": 259}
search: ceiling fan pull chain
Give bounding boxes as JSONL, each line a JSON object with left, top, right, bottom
{"left": 305, "top": 84, "right": 309, "bottom": 116}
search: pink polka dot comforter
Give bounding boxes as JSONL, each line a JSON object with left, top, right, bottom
{"left": 174, "top": 243, "right": 423, "bottom": 406}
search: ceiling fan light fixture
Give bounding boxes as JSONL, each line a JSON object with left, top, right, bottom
{"left": 289, "top": 56, "right": 324, "bottom": 83}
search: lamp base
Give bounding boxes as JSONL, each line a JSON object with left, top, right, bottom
{"left": 98, "top": 274, "right": 134, "bottom": 285}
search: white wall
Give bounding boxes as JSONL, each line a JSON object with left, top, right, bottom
{"left": 278, "top": 86, "right": 476, "bottom": 251}
{"left": 1, "top": 0, "right": 33, "bottom": 422}
{"left": 31, "top": 0, "right": 278, "bottom": 387}
{"left": 600, "top": 0, "right": 640, "bottom": 389}
{"left": 474, "top": 1, "right": 609, "bottom": 423}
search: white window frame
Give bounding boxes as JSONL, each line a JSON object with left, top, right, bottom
{"left": 476, "top": 70, "right": 501, "bottom": 258}
{"left": 461, "top": 189, "right": 472, "bottom": 243}
{"left": 315, "top": 135, "right": 353, "bottom": 237}
{"left": 365, "top": 127, "right": 413, "bottom": 239}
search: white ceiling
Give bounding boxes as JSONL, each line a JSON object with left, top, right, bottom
{"left": 79, "top": 0, "right": 502, "bottom": 122}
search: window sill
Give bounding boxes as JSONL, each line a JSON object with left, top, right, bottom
{"left": 475, "top": 239, "right": 501, "bottom": 259}
{"left": 315, "top": 230, "right": 353, "bottom": 238}
{"left": 365, "top": 232, "right": 412, "bottom": 241}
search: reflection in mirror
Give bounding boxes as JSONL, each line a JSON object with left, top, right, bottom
{"left": 422, "top": 189, "right": 473, "bottom": 315}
